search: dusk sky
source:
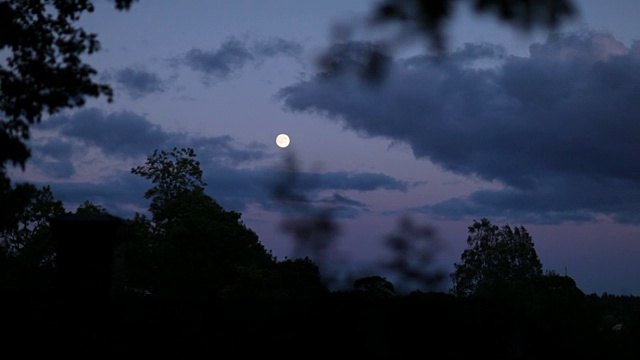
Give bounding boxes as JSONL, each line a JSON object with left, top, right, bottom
{"left": 8, "top": 0, "right": 640, "bottom": 295}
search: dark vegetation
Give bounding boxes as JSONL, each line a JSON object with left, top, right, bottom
{"left": 2, "top": 0, "right": 639, "bottom": 358}
{"left": 2, "top": 147, "right": 639, "bottom": 358}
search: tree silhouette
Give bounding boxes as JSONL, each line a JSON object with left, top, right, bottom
{"left": 131, "top": 147, "right": 207, "bottom": 230}
{"left": 0, "top": 0, "right": 136, "bottom": 240}
{"left": 451, "top": 218, "right": 543, "bottom": 297}
{"left": 0, "top": 0, "right": 135, "bottom": 173}
{"left": 0, "top": 185, "right": 65, "bottom": 266}
{"left": 129, "top": 147, "right": 276, "bottom": 302}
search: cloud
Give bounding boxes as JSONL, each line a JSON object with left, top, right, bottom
{"left": 190, "top": 136, "right": 269, "bottom": 166}
{"left": 39, "top": 108, "right": 269, "bottom": 165}
{"left": 111, "top": 66, "right": 166, "bottom": 99}
{"left": 277, "top": 30, "right": 640, "bottom": 224}
{"left": 41, "top": 108, "right": 169, "bottom": 158}
{"left": 251, "top": 37, "right": 303, "bottom": 59}
{"left": 181, "top": 37, "right": 303, "bottom": 85}
{"left": 318, "top": 193, "right": 370, "bottom": 219}
{"left": 184, "top": 38, "right": 254, "bottom": 79}
{"left": 34, "top": 155, "right": 409, "bottom": 220}
{"left": 30, "top": 108, "right": 409, "bottom": 219}
{"left": 304, "top": 171, "right": 409, "bottom": 192}
{"left": 29, "top": 139, "right": 77, "bottom": 178}
{"left": 409, "top": 177, "right": 636, "bottom": 225}
{"left": 202, "top": 163, "right": 410, "bottom": 217}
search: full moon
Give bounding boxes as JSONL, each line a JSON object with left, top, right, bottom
{"left": 276, "top": 133, "right": 290, "bottom": 148}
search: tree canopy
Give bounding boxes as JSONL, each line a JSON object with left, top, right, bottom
{"left": 451, "top": 218, "right": 543, "bottom": 297}
{"left": 131, "top": 147, "right": 207, "bottom": 227}
{"left": 0, "top": 184, "right": 65, "bottom": 264}
{"left": 129, "top": 147, "right": 277, "bottom": 301}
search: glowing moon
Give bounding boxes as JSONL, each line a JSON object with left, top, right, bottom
{"left": 276, "top": 133, "right": 290, "bottom": 148}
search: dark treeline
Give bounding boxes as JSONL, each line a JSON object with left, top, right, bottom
{"left": 1, "top": 147, "right": 639, "bottom": 359}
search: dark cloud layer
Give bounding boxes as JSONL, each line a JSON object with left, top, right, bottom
{"left": 40, "top": 108, "right": 272, "bottom": 167}
{"left": 181, "top": 37, "right": 302, "bottom": 85}
{"left": 185, "top": 38, "right": 254, "bottom": 78}
{"left": 30, "top": 139, "right": 76, "bottom": 178}
{"left": 278, "top": 31, "right": 640, "bottom": 224}
{"left": 42, "top": 108, "right": 169, "bottom": 158}
{"left": 201, "top": 163, "right": 409, "bottom": 218}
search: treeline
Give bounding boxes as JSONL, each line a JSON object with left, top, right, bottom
{"left": 1, "top": 147, "right": 639, "bottom": 358}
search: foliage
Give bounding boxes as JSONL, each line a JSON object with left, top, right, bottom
{"left": 272, "top": 256, "right": 328, "bottom": 300}
{"left": 382, "top": 215, "right": 445, "bottom": 292}
{"left": 320, "top": 0, "right": 577, "bottom": 83}
{"left": 371, "top": 0, "right": 576, "bottom": 50}
{"left": 0, "top": 184, "right": 65, "bottom": 266}
{"left": 0, "top": 0, "right": 134, "bottom": 175}
{"left": 451, "top": 218, "right": 543, "bottom": 297}
{"left": 131, "top": 147, "right": 207, "bottom": 227}
{"left": 272, "top": 152, "right": 340, "bottom": 264}
{"left": 0, "top": 184, "right": 65, "bottom": 297}
{"left": 129, "top": 147, "right": 276, "bottom": 301}
{"left": 0, "top": 0, "right": 136, "bottom": 248}
{"left": 0, "top": 179, "right": 36, "bottom": 234}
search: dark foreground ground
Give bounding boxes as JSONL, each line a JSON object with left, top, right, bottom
{"left": 4, "top": 288, "right": 640, "bottom": 359}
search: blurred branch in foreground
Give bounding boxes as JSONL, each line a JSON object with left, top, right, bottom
{"left": 271, "top": 152, "right": 341, "bottom": 278}
{"left": 272, "top": 152, "right": 445, "bottom": 293}
{"left": 380, "top": 215, "right": 446, "bottom": 293}
{"left": 319, "top": 0, "right": 578, "bottom": 83}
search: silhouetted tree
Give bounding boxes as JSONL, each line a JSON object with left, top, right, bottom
{"left": 0, "top": 184, "right": 65, "bottom": 267}
{"left": 272, "top": 256, "right": 328, "bottom": 300}
{"left": 451, "top": 218, "right": 543, "bottom": 297}
{"left": 0, "top": 0, "right": 136, "bottom": 243}
{"left": 0, "top": 184, "right": 65, "bottom": 303}
{"left": 131, "top": 147, "right": 207, "bottom": 228}
{"left": 517, "top": 271, "right": 604, "bottom": 358}
{"left": 130, "top": 147, "right": 276, "bottom": 302}
{"left": 0, "top": 0, "right": 135, "bottom": 176}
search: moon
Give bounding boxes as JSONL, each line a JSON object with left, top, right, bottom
{"left": 276, "top": 133, "right": 290, "bottom": 148}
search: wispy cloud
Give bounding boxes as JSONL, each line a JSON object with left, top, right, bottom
{"left": 179, "top": 37, "right": 303, "bottom": 85}
{"left": 101, "top": 65, "right": 168, "bottom": 99}
{"left": 113, "top": 66, "right": 166, "bottom": 99}
{"left": 40, "top": 108, "right": 170, "bottom": 158}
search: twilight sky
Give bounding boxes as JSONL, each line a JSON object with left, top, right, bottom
{"left": 9, "top": 0, "right": 640, "bottom": 295}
